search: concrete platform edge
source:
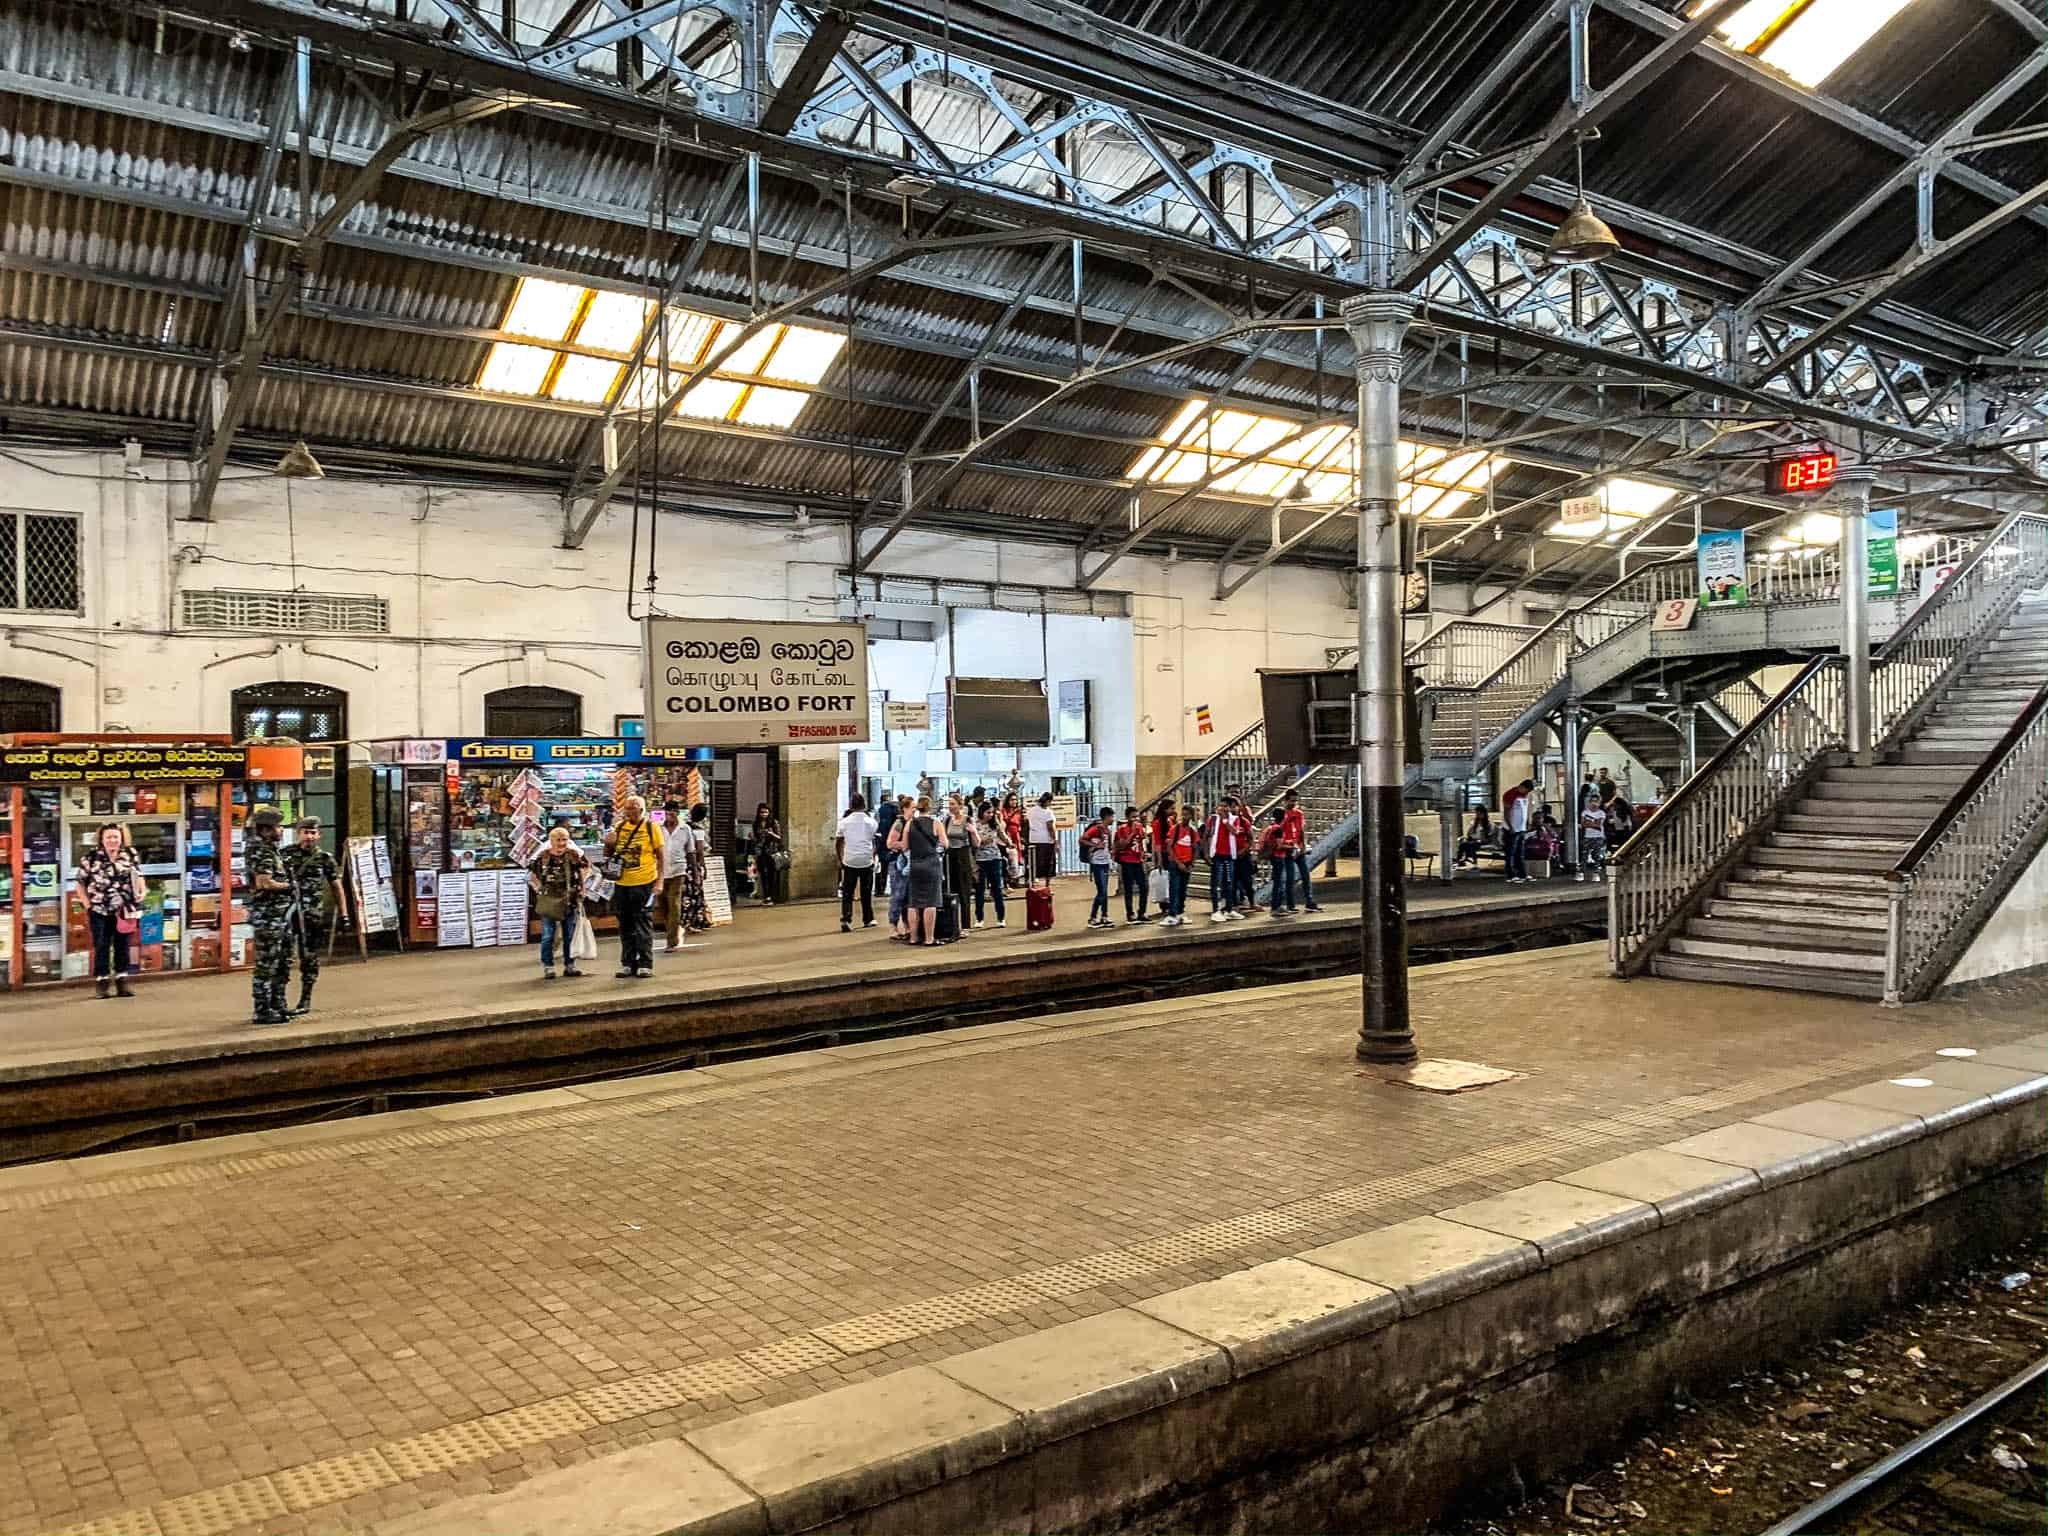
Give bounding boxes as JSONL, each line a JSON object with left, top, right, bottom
{"left": 376, "top": 1069, "right": 2048, "bottom": 1536}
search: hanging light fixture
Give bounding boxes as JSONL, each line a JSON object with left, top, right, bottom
{"left": 1548, "top": 133, "right": 1619, "bottom": 266}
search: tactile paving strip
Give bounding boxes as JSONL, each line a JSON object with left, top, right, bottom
{"left": 270, "top": 1449, "right": 402, "bottom": 1512}
{"left": 378, "top": 1420, "right": 504, "bottom": 1480}
{"left": 44, "top": 1513, "right": 164, "bottom": 1536}
{"left": 736, "top": 1335, "right": 845, "bottom": 1376}
{"left": 151, "top": 1478, "right": 288, "bottom": 1536}
{"left": 479, "top": 1397, "right": 600, "bottom": 1449}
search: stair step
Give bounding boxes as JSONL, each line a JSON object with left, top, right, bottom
{"left": 1685, "top": 917, "right": 1887, "bottom": 953}
{"left": 1705, "top": 896, "right": 1888, "bottom": 928}
{"left": 1777, "top": 811, "right": 1932, "bottom": 835}
{"left": 1895, "top": 747, "right": 1993, "bottom": 766}
{"left": 1717, "top": 875, "right": 1890, "bottom": 908}
{"left": 1931, "top": 706, "right": 2027, "bottom": 723}
{"left": 1725, "top": 866, "right": 1889, "bottom": 894}
{"left": 1821, "top": 763, "right": 1957, "bottom": 782}
{"left": 1914, "top": 731, "right": 2011, "bottom": 748}
{"left": 1766, "top": 831, "right": 1911, "bottom": 854}
{"left": 1665, "top": 935, "right": 1885, "bottom": 974}
{"left": 1648, "top": 954, "right": 1885, "bottom": 999}
{"left": 1751, "top": 846, "right": 1897, "bottom": 872}
{"left": 1806, "top": 782, "right": 1951, "bottom": 806}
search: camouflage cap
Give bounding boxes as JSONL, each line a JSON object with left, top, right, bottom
{"left": 249, "top": 807, "right": 284, "bottom": 829}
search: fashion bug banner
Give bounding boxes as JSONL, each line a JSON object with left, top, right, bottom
{"left": 644, "top": 618, "right": 868, "bottom": 747}
{"left": 1696, "top": 528, "right": 1748, "bottom": 608}
{"left": 1867, "top": 507, "right": 1900, "bottom": 596}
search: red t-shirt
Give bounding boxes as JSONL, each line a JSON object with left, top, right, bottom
{"left": 1167, "top": 824, "right": 1198, "bottom": 866}
{"left": 1203, "top": 814, "right": 1240, "bottom": 859}
{"left": 1258, "top": 824, "right": 1285, "bottom": 859}
{"left": 1279, "top": 806, "right": 1306, "bottom": 851}
{"left": 1113, "top": 823, "right": 1148, "bottom": 863}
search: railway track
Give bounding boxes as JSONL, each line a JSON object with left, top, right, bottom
{"left": 1761, "top": 1353, "right": 2048, "bottom": 1536}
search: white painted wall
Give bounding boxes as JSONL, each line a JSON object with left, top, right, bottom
{"left": 1945, "top": 836, "right": 2048, "bottom": 989}
{"left": 0, "top": 447, "right": 1361, "bottom": 761}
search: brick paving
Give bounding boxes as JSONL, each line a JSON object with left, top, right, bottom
{"left": 3, "top": 945, "right": 2042, "bottom": 1536}
{"left": 0, "top": 875, "right": 1579, "bottom": 1081}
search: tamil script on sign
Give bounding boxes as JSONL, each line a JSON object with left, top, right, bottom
{"left": 643, "top": 618, "right": 868, "bottom": 748}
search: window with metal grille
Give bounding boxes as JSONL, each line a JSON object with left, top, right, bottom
{"left": 181, "top": 589, "right": 391, "bottom": 634}
{"left": 0, "top": 512, "right": 81, "bottom": 613}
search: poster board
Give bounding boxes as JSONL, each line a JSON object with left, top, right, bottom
{"left": 1867, "top": 507, "right": 1900, "bottom": 596}
{"left": 701, "top": 857, "right": 734, "bottom": 926}
{"left": 495, "top": 869, "right": 528, "bottom": 945}
{"left": 342, "top": 836, "right": 405, "bottom": 957}
{"left": 436, "top": 872, "right": 472, "bottom": 946}
{"left": 1697, "top": 528, "right": 1748, "bottom": 608}
{"left": 467, "top": 872, "right": 500, "bottom": 948}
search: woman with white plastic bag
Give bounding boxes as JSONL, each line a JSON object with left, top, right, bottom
{"left": 527, "top": 827, "right": 589, "bottom": 981}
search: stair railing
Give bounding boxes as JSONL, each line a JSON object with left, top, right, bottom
{"left": 1611, "top": 506, "right": 2048, "bottom": 978}
{"left": 1871, "top": 511, "right": 2048, "bottom": 749}
{"left": 1608, "top": 657, "right": 1846, "bottom": 975}
{"left": 1420, "top": 551, "right": 1694, "bottom": 769}
{"left": 1143, "top": 720, "right": 1270, "bottom": 819}
{"left": 1883, "top": 683, "right": 2048, "bottom": 1004}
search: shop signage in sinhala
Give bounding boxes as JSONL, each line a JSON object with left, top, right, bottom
{"left": 643, "top": 618, "right": 868, "bottom": 748}
{"left": 0, "top": 742, "right": 248, "bottom": 784}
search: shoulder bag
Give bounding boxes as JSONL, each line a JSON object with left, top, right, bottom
{"left": 602, "top": 822, "right": 642, "bottom": 883}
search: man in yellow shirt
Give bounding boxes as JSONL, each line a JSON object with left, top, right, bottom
{"left": 605, "top": 794, "right": 666, "bottom": 978}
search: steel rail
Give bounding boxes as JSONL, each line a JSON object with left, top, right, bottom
{"left": 1759, "top": 1352, "right": 2048, "bottom": 1536}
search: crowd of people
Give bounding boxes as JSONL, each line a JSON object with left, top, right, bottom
{"left": 827, "top": 784, "right": 1323, "bottom": 947}
{"left": 1458, "top": 767, "right": 1638, "bottom": 883}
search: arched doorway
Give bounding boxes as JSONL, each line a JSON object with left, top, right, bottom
{"left": 232, "top": 682, "right": 349, "bottom": 854}
{"left": 0, "top": 677, "right": 60, "bottom": 735}
{"left": 485, "top": 685, "right": 581, "bottom": 737}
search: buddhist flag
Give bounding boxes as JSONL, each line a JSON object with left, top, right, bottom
{"left": 1195, "top": 705, "right": 1214, "bottom": 737}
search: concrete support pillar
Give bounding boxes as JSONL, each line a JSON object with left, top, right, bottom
{"left": 1562, "top": 707, "right": 1582, "bottom": 870}
{"left": 1836, "top": 466, "right": 1877, "bottom": 767}
{"left": 1438, "top": 803, "right": 1458, "bottom": 885}
{"left": 1341, "top": 290, "right": 1418, "bottom": 1065}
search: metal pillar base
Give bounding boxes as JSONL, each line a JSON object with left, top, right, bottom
{"left": 1356, "top": 785, "right": 1416, "bottom": 1064}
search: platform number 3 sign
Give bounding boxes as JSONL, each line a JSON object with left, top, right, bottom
{"left": 1652, "top": 597, "right": 1699, "bottom": 632}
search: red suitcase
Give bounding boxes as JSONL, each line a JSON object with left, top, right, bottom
{"left": 1026, "top": 884, "right": 1055, "bottom": 932}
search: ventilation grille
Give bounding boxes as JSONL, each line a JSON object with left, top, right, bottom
{"left": 181, "top": 588, "right": 391, "bottom": 634}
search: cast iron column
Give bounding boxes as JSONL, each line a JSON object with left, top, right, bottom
{"left": 1342, "top": 291, "right": 1418, "bottom": 1065}
{"left": 1836, "top": 465, "right": 1876, "bottom": 767}
{"left": 1679, "top": 703, "right": 1699, "bottom": 782}
{"left": 1562, "top": 706, "right": 1582, "bottom": 871}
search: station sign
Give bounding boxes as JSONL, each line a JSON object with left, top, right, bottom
{"left": 0, "top": 742, "right": 248, "bottom": 784}
{"left": 644, "top": 618, "right": 868, "bottom": 748}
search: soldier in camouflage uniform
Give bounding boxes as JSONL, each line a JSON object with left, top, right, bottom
{"left": 245, "top": 806, "right": 296, "bottom": 1026}
{"left": 282, "top": 817, "right": 345, "bottom": 1017}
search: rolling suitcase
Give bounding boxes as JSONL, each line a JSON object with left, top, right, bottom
{"left": 934, "top": 902, "right": 961, "bottom": 943}
{"left": 1026, "top": 883, "right": 1055, "bottom": 932}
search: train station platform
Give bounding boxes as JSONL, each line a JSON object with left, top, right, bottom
{"left": 0, "top": 878, "right": 1601, "bottom": 1163}
{"left": 2, "top": 944, "right": 2043, "bottom": 1536}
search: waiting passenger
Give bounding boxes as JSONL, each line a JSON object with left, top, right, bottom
{"left": 1026, "top": 792, "right": 1059, "bottom": 882}
{"left": 1081, "top": 806, "right": 1116, "bottom": 928}
{"left": 1456, "top": 806, "right": 1496, "bottom": 867}
{"left": 972, "top": 803, "right": 1010, "bottom": 928}
{"left": 890, "top": 795, "right": 944, "bottom": 947}
{"left": 1114, "top": 804, "right": 1151, "bottom": 923}
{"left": 528, "top": 825, "right": 588, "bottom": 981}
{"left": 1158, "top": 802, "right": 1199, "bottom": 926}
{"left": 1204, "top": 796, "right": 1246, "bottom": 922}
{"left": 77, "top": 822, "right": 144, "bottom": 999}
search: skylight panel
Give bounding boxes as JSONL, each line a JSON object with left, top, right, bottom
{"left": 736, "top": 387, "right": 810, "bottom": 429}
{"left": 576, "top": 291, "right": 652, "bottom": 354}
{"left": 721, "top": 326, "right": 779, "bottom": 377}
{"left": 1761, "top": 0, "right": 1916, "bottom": 87}
{"left": 677, "top": 377, "right": 747, "bottom": 421}
{"left": 550, "top": 355, "right": 625, "bottom": 404}
{"left": 501, "top": 278, "right": 585, "bottom": 342}
{"left": 663, "top": 310, "right": 720, "bottom": 368}
{"left": 1158, "top": 398, "right": 1209, "bottom": 443}
{"left": 1603, "top": 476, "right": 1679, "bottom": 518}
{"left": 760, "top": 325, "right": 847, "bottom": 386}
{"left": 477, "top": 342, "right": 555, "bottom": 396}
{"left": 1695, "top": 0, "right": 1920, "bottom": 87}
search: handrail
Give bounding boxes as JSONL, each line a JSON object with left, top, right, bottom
{"left": 1142, "top": 719, "right": 1263, "bottom": 814}
{"left": 1889, "top": 682, "right": 2048, "bottom": 879}
{"left": 1883, "top": 678, "right": 2048, "bottom": 1003}
{"left": 1614, "top": 656, "right": 1832, "bottom": 855}
{"left": 1878, "top": 505, "right": 2035, "bottom": 662}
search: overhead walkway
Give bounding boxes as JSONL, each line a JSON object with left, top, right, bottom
{"left": 1612, "top": 510, "right": 2048, "bottom": 1002}
{"left": 1149, "top": 532, "right": 1978, "bottom": 883}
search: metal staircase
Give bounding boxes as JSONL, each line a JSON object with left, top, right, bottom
{"left": 1148, "top": 531, "right": 1983, "bottom": 886}
{"left": 1611, "top": 510, "right": 2048, "bottom": 1002}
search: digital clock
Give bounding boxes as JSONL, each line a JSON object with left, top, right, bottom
{"left": 1770, "top": 448, "right": 1838, "bottom": 496}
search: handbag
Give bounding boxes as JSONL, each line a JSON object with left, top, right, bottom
{"left": 602, "top": 821, "right": 643, "bottom": 883}
{"left": 770, "top": 850, "right": 792, "bottom": 873}
{"left": 1148, "top": 867, "right": 1171, "bottom": 905}
{"left": 571, "top": 911, "right": 599, "bottom": 962}
{"left": 536, "top": 892, "right": 567, "bottom": 921}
